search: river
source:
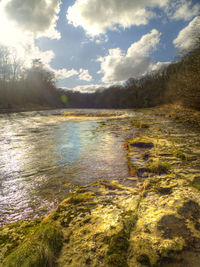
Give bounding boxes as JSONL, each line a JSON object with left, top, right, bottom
{"left": 0, "top": 109, "right": 135, "bottom": 226}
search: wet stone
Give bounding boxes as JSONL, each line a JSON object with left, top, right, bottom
{"left": 155, "top": 187, "right": 173, "bottom": 195}
{"left": 142, "top": 153, "right": 150, "bottom": 160}
{"left": 136, "top": 254, "right": 151, "bottom": 267}
{"left": 157, "top": 215, "right": 190, "bottom": 239}
{"left": 1, "top": 108, "right": 200, "bottom": 267}
{"left": 195, "top": 222, "right": 200, "bottom": 231}
{"left": 136, "top": 168, "right": 151, "bottom": 177}
{"left": 178, "top": 200, "right": 200, "bottom": 221}
{"left": 130, "top": 142, "right": 154, "bottom": 149}
{"left": 192, "top": 176, "right": 200, "bottom": 184}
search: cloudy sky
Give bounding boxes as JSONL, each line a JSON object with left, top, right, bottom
{"left": 0, "top": 0, "right": 199, "bottom": 92}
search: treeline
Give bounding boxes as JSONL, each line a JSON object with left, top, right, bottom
{"left": 0, "top": 46, "right": 62, "bottom": 110}
{"left": 165, "top": 45, "right": 200, "bottom": 109}
{"left": 0, "top": 43, "right": 199, "bottom": 111}
{"left": 62, "top": 44, "right": 200, "bottom": 110}
{"left": 63, "top": 74, "right": 166, "bottom": 109}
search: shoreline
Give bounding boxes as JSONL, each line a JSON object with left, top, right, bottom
{"left": 1, "top": 106, "right": 200, "bottom": 266}
{"left": 0, "top": 106, "right": 56, "bottom": 114}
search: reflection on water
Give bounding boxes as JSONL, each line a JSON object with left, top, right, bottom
{"left": 0, "top": 109, "right": 133, "bottom": 226}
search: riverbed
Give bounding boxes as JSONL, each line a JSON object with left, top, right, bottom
{"left": 0, "top": 109, "right": 136, "bottom": 226}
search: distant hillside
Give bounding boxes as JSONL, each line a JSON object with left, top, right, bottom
{"left": 61, "top": 44, "right": 200, "bottom": 110}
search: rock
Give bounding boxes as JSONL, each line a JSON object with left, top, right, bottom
{"left": 1, "top": 108, "right": 200, "bottom": 266}
{"left": 130, "top": 142, "right": 154, "bottom": 149}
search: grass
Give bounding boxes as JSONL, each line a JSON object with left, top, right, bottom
{"left": 2, "top": 223, "right": 63, "bottom": 267}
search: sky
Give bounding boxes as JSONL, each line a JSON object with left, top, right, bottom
{"left": 0, "top": 0, "right": 200, "bottom": 92}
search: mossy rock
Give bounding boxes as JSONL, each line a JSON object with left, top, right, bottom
{"left": 147, "top": 161, "right": 170, "bottom": 175}
{"left": 2, "top": 223, "right": 63, "bottom": 267}
{"left": 0, "top": 219, "right": 41, "bottom": 263}
{"left": 130, "top": 119, "right": 150, "bottom": 129}
{"left": 105, "top": 211, "right": 137, "bottom": 267}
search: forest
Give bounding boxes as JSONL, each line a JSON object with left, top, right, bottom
{"left": 0, "top": 48, "right": 62, "bottom": 110}
{"left": 62, "top": 44, "right": 200, "bottom": 110}
{"left": 0, "top": 43, "right": 199, "bottom": 111}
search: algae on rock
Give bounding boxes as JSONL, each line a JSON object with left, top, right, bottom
{"left": 1, "top": 108, "right": 200, "bottom": 266}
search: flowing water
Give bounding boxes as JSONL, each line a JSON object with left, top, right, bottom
{"left": 0, "top": 109, "right": 135, "bottom": 226}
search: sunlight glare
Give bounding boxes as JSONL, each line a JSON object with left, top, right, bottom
{"left": 0, "top": 1, "right": 34, "bottom": 63}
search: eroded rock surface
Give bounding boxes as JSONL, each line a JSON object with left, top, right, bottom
{"left": 1, "top": 107, "right": 200, "bottom": 267}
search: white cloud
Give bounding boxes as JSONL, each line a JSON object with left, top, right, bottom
{"left": 0, "top": 0, "right": 61, "bottom": 71}
{"left": 151, "top": 61, "right": 170, "bottom": 72}
{"left": 67, "top": 0, "right": 200, "bottom": 36}
{"left": 52, "top": 68, "right": 79, "bottom": 80}
{"left": 98, "top": 29, "right": 161, "bottom": 83}
{"left": 167, "top": 0, "right": 200, "bottom": 21}
{"left": 173, "top": 16, "right": 200, "bottom": 53}
{"left": 0, "top": 0, "right": 79, "bottom": 83}
{"left": 78, "top": 69, "right": 93, "bottom": 81}
{"left": 95, "top": 35, "right": 109, "bottom": 44}
{"left": 3, "top": 0, "right": 61, "bottom": 39}
{"left": 0, "top": 31, "right": 55, "bottom": 69}
{"left": 61, "top": 84, "right": 110, "bottom": 93}
{"left": 67, "top": 0, "right": 168, "bottom": 36}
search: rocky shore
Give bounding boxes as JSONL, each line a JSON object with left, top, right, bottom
{"left": 1, "top": 106, "right": 200, "bottom": 267}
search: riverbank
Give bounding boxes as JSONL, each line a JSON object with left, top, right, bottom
{"left": 0, "top": 106, "right": 55, "bottom": 114}
{"left": 0, "top": 106, "right": 200, "bottom": 266}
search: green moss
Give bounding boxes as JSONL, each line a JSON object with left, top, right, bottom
{"left": 171, "top": 147, "right": 186, "bottom": 160}
{"left": 125, "top": 137, "right": 154, "bottom": 151}
{"left": 56, "top": 193, "right": 95, "bottom": 213}
{"left": 59, "top": 206, "right": 92, "bottom": 228}
{"left": 106, "top": 236, "right": 129, "bottom": 267}
{"left": 122, "top": 211, "right": 138, "bottom": 233}
{"left": 130, "top": 119, "right": 150, "bottom": 129}
{"left": 54, "top": 192, "right": 96, "bottom": 228}
{"left": 2, "top": 223, "right": 63, "bottom": 267}
{"left": 98, "top": 181, "right": 123, "bottom": 191}
{"left": 0, "top": 219, "right": 41, "bottom": 261}
{"left": 148, "top": 160, "right": 170, "bottom": 175}
{"left": 105, "top": 211, "right": 137, "bottom": 267}
{"left": 174, "top": 150, "right": 186, "bottom": 160}
{"left": 191, "top": 184, "right": 200, "bottom": 191}
{"left": 67, "top": 192, "right": 94, "bottom": 204}
{"left": 51, "top": 211, "right": 60, "bottom": 221}
{"left": 167, "top": 137, "right": 181, "bottom": 143}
